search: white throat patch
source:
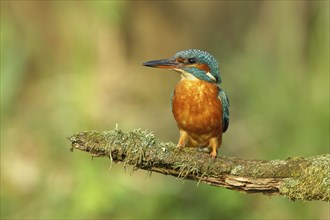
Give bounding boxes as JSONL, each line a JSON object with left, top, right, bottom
{"left": 174, "top": 68, "right": 198, "bottom": 80}
{"left": 173, "top": 69, "right": 217, "bottom": 82}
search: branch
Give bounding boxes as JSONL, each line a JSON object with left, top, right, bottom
{"left": 67, "top": 129, "right": 330, "bottom": 202}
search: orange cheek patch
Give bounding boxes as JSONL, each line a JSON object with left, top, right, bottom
{"left": 157, "top": 65, "right": 177, "bottom": 69}
{"left": 194, "top": 64, "right": 211, "bottom": 73}
{"left": 176, "top": 57, "right": 185, "bottom": 63}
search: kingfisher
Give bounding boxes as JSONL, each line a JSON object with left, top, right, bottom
{"left": 143, "top": 49, "right": 229, "bottom": 158}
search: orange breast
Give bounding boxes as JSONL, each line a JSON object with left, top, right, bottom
{"left": 172, "top": 79, "right": 223, "bottom": 144}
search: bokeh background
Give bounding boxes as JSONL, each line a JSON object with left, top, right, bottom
{"left": 1, "top": 1, "right": 329, "bottom": 219}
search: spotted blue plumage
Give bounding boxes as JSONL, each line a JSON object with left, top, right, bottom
{"left": 173, "top": 49, "right": 222, "bottom": 83}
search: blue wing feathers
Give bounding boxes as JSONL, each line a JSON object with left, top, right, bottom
{"left": 218, "top": 89, "right": 229, "bottom": 133}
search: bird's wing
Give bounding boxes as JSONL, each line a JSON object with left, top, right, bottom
{"left": 218, "top": 88, "right": 229, "bottom": 133}
{"left": 170, "top": 91, "right": 174, "bottom": 111}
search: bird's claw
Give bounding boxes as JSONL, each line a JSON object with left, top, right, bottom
{"left": 210, "top": 150, "right": 217, "bottom": 158}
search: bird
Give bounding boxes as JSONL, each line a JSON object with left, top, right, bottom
{"left": 143, "top": 49, "right": 229, "bottom": 158}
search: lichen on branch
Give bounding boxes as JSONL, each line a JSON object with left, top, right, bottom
{"left": 68, "top": 128, "right": 330, "bottom": 202}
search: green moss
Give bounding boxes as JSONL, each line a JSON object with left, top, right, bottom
{"left": 280, "top": 154, "right": 330, "bottom": 201}
{"left": 69, "top": 129, "right": 330, "bottom": 201}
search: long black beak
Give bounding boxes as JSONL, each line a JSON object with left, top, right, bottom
{"left": 142, "top": 59, "right": 180, "bottom": 69}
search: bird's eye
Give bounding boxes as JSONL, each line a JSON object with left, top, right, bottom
{"left": 188, "top": 58, "right": 196, "bottom": 64}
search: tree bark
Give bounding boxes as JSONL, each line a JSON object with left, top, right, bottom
{"left": 68, "top": 129, "right": 330, "bottom": 202}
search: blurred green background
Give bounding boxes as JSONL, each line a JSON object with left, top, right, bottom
{"left": 1, "top": 1, "right": 329, "bottom": 219}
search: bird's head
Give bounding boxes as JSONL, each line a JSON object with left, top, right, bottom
{"left": 143, "top": 49, "right": 221, "bottom": 84}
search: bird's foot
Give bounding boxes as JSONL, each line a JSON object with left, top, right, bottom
{"left": 209, "top": 137, "right": 219, "bottom": 159}
{"left": 177, "top": 130, "right": 189, "bottom": 149}
{"left": 210, "top": 150, "right": 217, "bottom": 158}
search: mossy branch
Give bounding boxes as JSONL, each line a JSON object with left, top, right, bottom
{"left": 68, "top": 129, "right": 330, "bottom": 202}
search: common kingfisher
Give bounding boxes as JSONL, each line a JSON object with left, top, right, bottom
{"left": 143, "top": 49, "right": 229, "bottom": 158}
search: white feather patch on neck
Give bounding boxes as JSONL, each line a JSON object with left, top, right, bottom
{"left": 206, "top": 72, "right": 217, "bottom": 82}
